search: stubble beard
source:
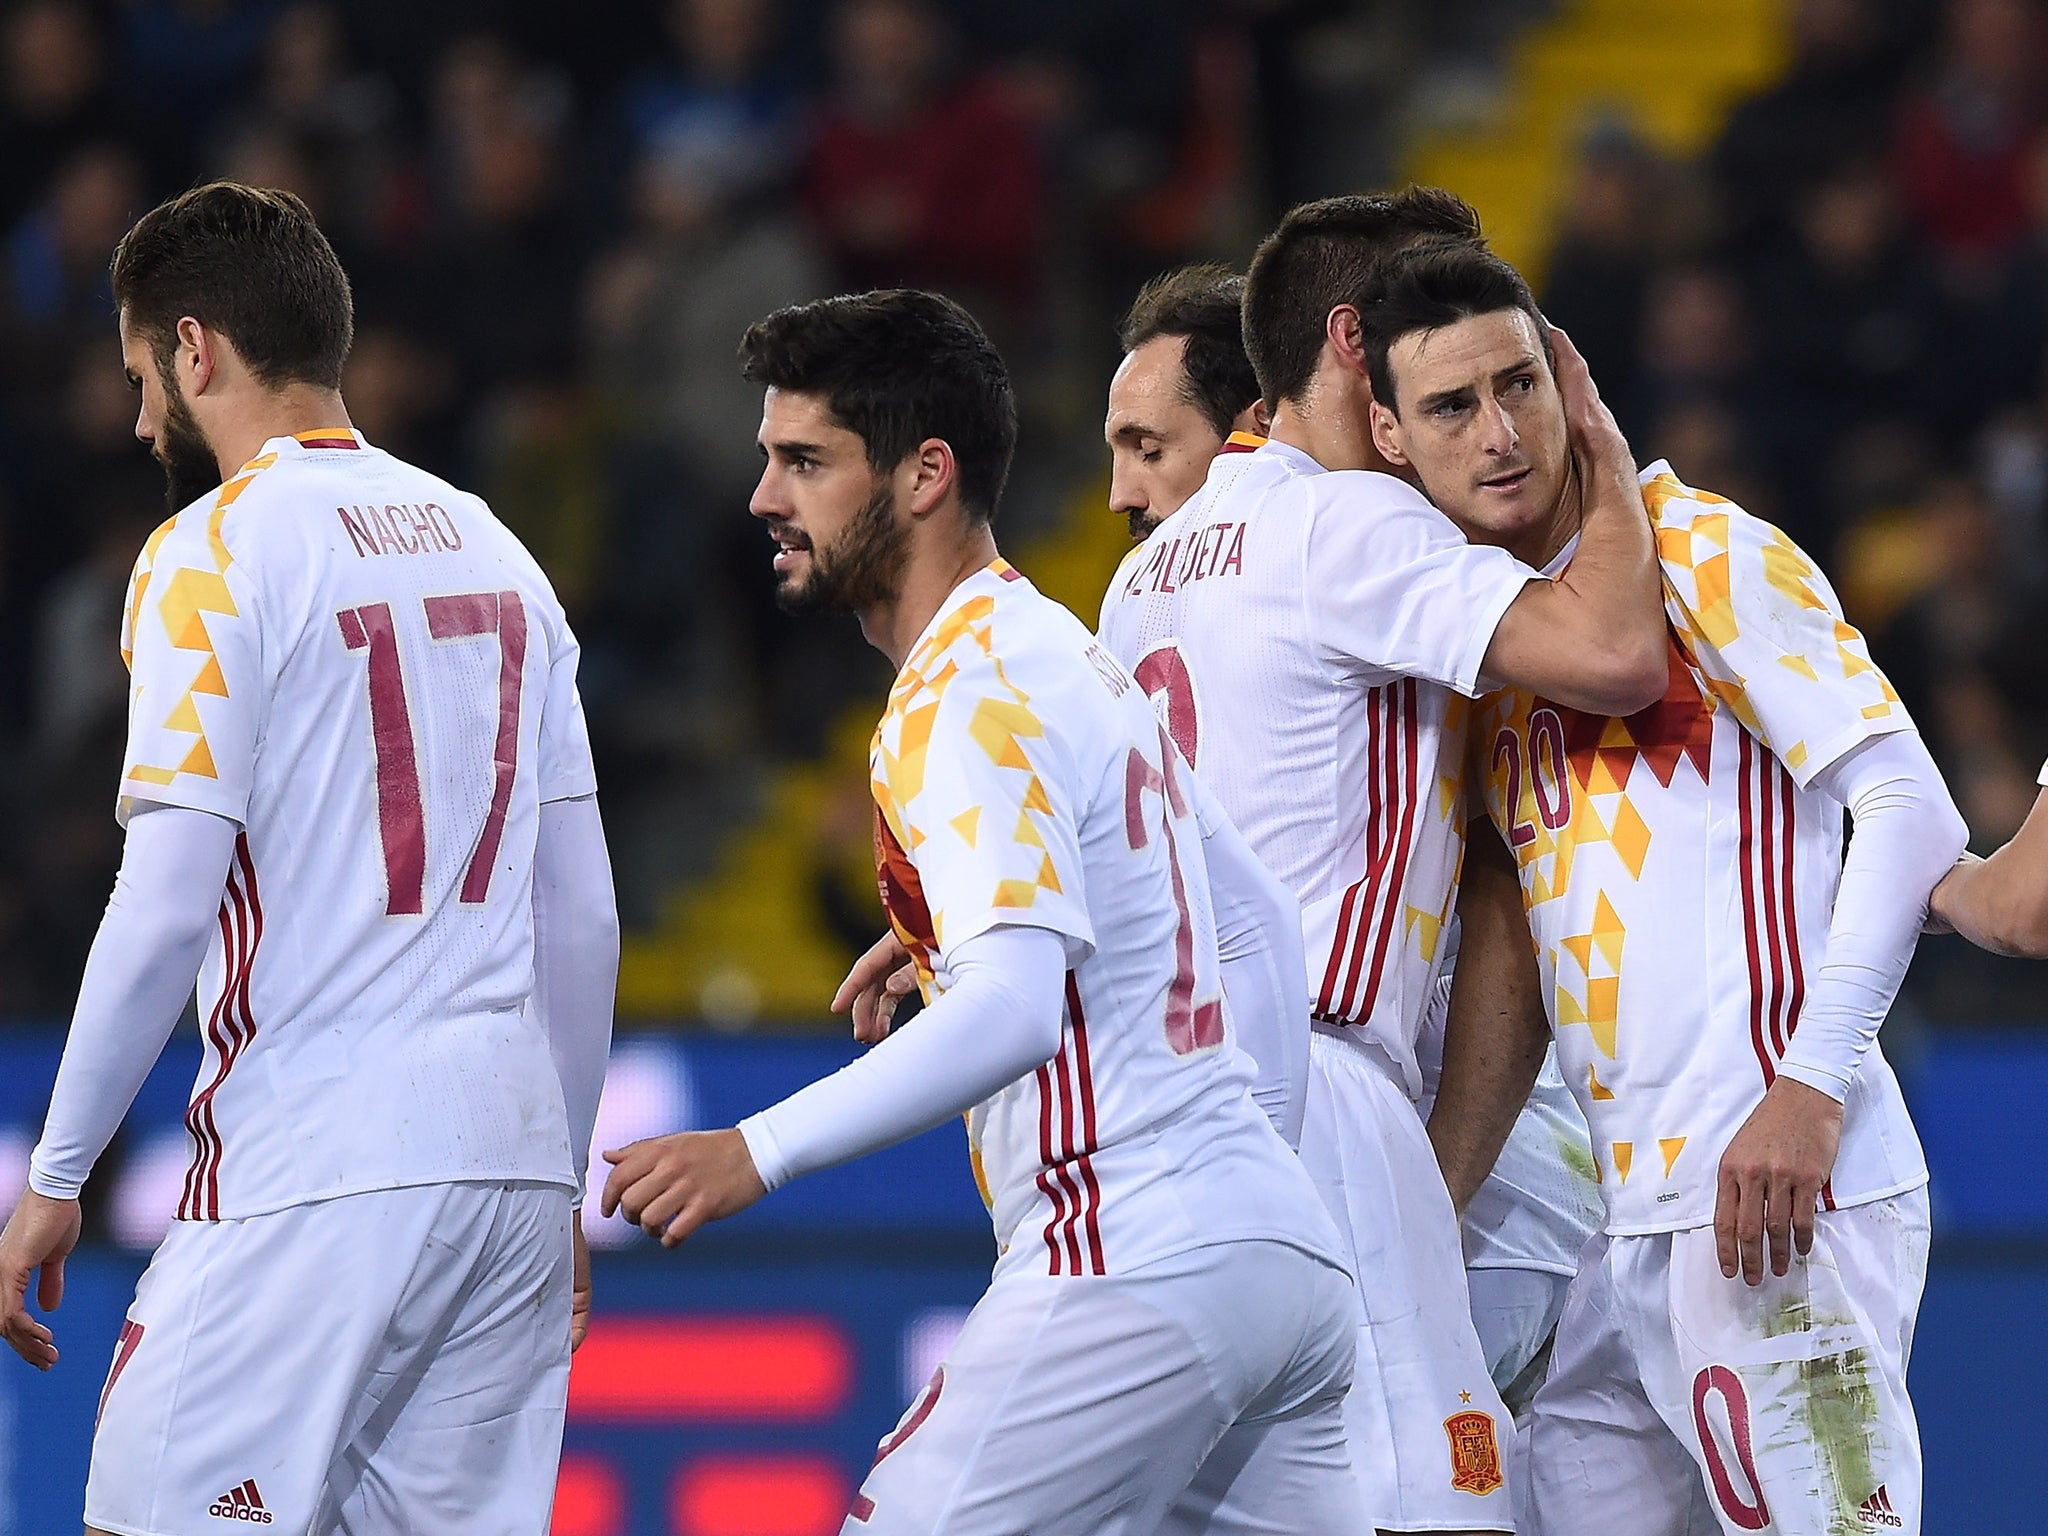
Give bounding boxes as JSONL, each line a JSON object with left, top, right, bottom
{"left": 776, "top": 479, "right": 911, "bottom": 616}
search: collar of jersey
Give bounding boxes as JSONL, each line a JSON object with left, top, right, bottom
{"left": 897, "top": 557, "right": 1019, "bottom": 677}
{"left": 1256, "top": 437, "right": 1326, "bottom": 476}
{"left": 265, "top": 427, "right": 369, "bottom": 457}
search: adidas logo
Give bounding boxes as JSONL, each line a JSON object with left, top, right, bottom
{"left": 208, "top": 1480, "right": 274, "bottom": 1524}
{"left": 1856, "top": 1486, "right": 1902, "bottom": 1527}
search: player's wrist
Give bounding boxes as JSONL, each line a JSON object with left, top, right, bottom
{"left": 735, "top": 1115, "right": 789, "bottom": 1193}
{"left": 1768, "top": 1064, "right": 1850, "bottom": 1110}
{"left": 25, "top": 1159, "right": 84, "bottom": 1205}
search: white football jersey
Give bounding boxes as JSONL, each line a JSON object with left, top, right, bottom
{"left": 119, "top": 429, "right": 598, "bottom": 1221}
{"left": 1469, "top": 463, "right": 1928, "bottom": 1234}
{"left": 1097, "top": 438, "right": 1539, "bottom": 1095}
{"left": 872, "top": 559, "right": 1341, "bottom": 1281}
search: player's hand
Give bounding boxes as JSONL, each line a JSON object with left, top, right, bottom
{"left": 0, "top": 1188, "right": 83, "bottom": 1370}
{"left": 1549, "top": 325, "right": 1639, "bottom": 496}
{"left": 1923, "top": 852, "right": 1981, "bottom": 935}
{"left": 1714, "top": 1077, "right": 1844, "bottom": 1286}
{"left": 569, "top": 1219, "right": 592, "bottom": 1352}
{"left": 600, "top": 1128, "right": 767, "bottom": 1249}
{"left": 833, "top": 931, "right": 917, "bottom": 1045}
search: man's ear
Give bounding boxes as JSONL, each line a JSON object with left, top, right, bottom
{"left": 1326, "top": 304, "right": 1368, "bottom": 376}
{"left": 1239, "top": 398, "right": 1273, "bottom": 438}
{"left": 177, "top": 316, "right": 218, "bottom": 397}
{"left": 1369, "top": 399, "right": 1410, "bottom": 469}
{"left": 905, "top": 437, "right": 958, "bottom": 518}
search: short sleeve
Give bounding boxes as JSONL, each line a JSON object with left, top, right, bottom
{"left": 1660, "top": 493, "right": 1910, "bottom": 787}
{"left": 2038, "top": 756, "right": 2047, "bottom": 789}
{"left": 536, "top": 609, "right": 598, "bottom": 803}
{"left": 877, "top": 657, "right": 1095, "bottom": 963}
{"left": 1305, "top": 471, "right": 1539, "bottom": 696}
{"left": 117, "top": 524, "right": 265, "bottom": 827}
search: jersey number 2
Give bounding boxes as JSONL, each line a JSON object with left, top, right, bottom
{"left": 1490, "top": 706, "right": 1572, "bottom": 848}
{"left": 1125, "top": 730, "right": 1225, "bottom": 1056}
{"left": 338, "top": 592, "right": 527, "bottom": 916}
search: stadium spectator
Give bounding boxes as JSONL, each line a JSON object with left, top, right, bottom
{"left": 1710, "top": 0, "right": 1913, "bottom": 257}
{"left": 1893, "top": 0, "right": 2046, "bottom": 274}
{"left": 802, "top": 0, "right": 1045, "bottom": 331}
{"left": 0, "top": 2, "right": 121, "bottom": 233}
{"left": 1742, "top": 155, "right": 1948, "bottom": 557}
{"left": 620, "top": 0, "right": 804, "bottom": 207}
{"left": 1538, "top": 125, "right": 1661, "bottom": 440}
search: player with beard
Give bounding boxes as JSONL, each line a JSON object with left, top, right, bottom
{"left": 1362, "top": 238, "right": 1966, "bottom": 1535}
{"left": 0, "top": 183, "right": 617, "bottom": 1533}
{"left": 604, "top": 289, "right": 1363, "bottom": 1535}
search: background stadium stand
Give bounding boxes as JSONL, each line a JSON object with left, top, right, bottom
{"left": 0, "top": 1, "right": 2043, "bottom": 1531}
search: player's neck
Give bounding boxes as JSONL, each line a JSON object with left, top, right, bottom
{"left": 205, "top": 387, "right": 354, "bottom": 479}
{"left": 1268, "top": 402, "right": 1390, "bottom": 475}
{"left": 1513, "top": 461, "right": 1587, "bottom": 570}
{"left": 861, "top": 523, "right": 1002, "bottom": 671}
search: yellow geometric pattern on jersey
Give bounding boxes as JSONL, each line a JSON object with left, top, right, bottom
{"left": 1644, "top": 469, "right": 1901, "bottom": 768}
{"left": 1475, "top": 466, "right": 1902, "bottom": 1189}
{"left": 122, "top": 452, "right": 278, "bottom": 787}
{"left": 871, "top": 561, "right": 1064, "bottom": 949}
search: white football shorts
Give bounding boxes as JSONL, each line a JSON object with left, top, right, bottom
{"left": 86, "top": 1179, "right": 573, "bottom": 1536}
{"left": 1526, "top": 1186, "right": 1929, "bottom": 1536}
{"left": 844, "top": 1237, "right": 1366, "bottom": 1536}
{"left": 1298, "top": 1028, "right": 1516, "bottom": 1533}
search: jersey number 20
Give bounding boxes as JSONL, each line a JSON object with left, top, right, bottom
{"left": 338, "top": 592, "right": 527, "bottom": 916}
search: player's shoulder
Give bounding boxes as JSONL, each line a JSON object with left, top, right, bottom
{"left": 1640, "top": 459, "right": 1827, "bottom": 585}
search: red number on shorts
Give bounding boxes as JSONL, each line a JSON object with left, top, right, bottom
{"left": 1124, "top": 730, "right": 1225, "bottom": 1056}
{"left": 1133, "top": 640, "right": 1200, "bottom": 768}
{"left": 339, "top": 601, "right": 426, "bottom": 915}
{"left": 338, "top": 591, "right": 528, "bottom": 916}
{"left": 1491, "top": 709, "right": 1573, "bottom": 847}
{"left": 849, "top": 1366, "right": 946, "bottom": 1523}
{"left": 1691, "top": 1364, "right": 1771, "bottom": 1531}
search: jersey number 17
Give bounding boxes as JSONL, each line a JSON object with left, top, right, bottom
{"left": 337, "top": 591, "right": 528, "bottom": 916}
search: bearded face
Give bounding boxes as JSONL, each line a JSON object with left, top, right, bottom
{"left": 152, "top": 358, "right": 224, "bottom": 513}
{"left": 773, "top": 475, "right": 911, "bottom": 615}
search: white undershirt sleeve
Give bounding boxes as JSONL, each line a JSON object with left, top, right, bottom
{"left": 738, "top": 925, "right": 1068, "bottom": 1190}
{"left": 531, "top": 794, "right": 619, "bottom": 1208}
{"left": 1194, "top": 782, "right": 1309, "bottom": 1147}
{"left": 1777, "top": 732, "right": 1969, "bottom": 1102}
{"left": 28, "top": 803, "right": 242, "bottom": 1201}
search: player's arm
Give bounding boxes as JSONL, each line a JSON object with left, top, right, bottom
{"left": 531, "top": 793, "right": 618, "bottom": 1350}
{"left": 1190, "top": 773, "right": 1310, "bottom": 1148}
{"left": 1311, "top": 333, "right": 1662, "bottom": 715}
{"left": 1477, "top": 329, "right": 1666, "bottom": 716}
{"left": 1684, "top": 510, "right": 1970, "bottom": 1282}
{"left": 0, "top": 803, "right": 240, "bottom": 1369}
{"left": 606, "top": 661, "right": 1097, "bottom": 1246}
{"left": 1716, "top": 729, "right": 1965, "bottom": 1284}
{"left": 1928, "top": 767, "right": 2048, "bottom": 956}
{"left": 1427, "top": 821, "right": 1551, "bottom": 1211}
{"left": 602, "top": 923, "right": 1069, "bottom": 1245}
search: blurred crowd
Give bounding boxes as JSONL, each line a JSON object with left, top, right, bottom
{"left": 0, "top": 0, "right": 1358, "bottom": 1012}
{"left": 0, "top": 0, "right": 2038, "bottom": 1020}
{"left": 1537, "top": 0, "right": 2047, "bottom": 1011}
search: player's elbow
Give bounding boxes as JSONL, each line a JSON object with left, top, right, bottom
{"left": 1576, "top": 634, "right": 1668, "bottom": 717}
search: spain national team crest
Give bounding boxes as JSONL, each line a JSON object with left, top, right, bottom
{"left": 1444, "top": 1410, "right": 1504, "bottom": 1495}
